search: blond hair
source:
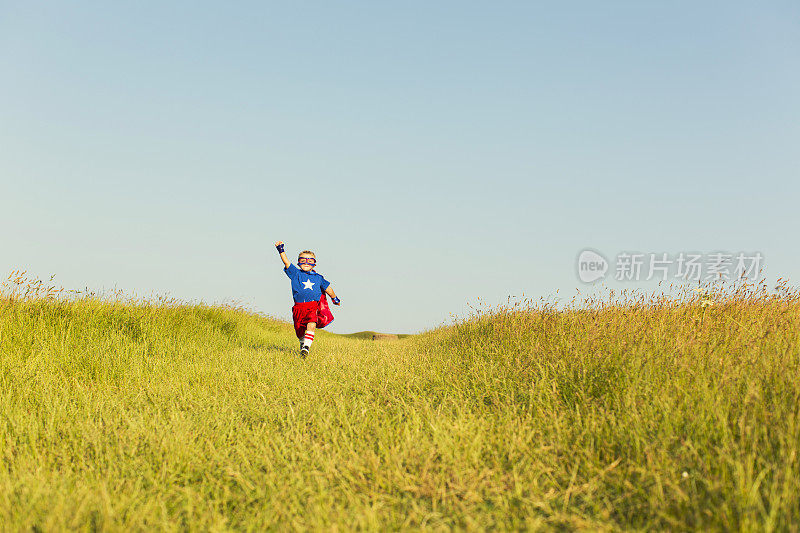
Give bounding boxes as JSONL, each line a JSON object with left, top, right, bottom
{"left": 298, "top": 250, "right": 315, "bottom": 258}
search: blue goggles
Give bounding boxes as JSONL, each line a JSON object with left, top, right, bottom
{"left": 298, "top": 257, "right": 316, "bottom": 265}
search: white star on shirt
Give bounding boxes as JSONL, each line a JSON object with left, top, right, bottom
{"left": 302, "top": 279, "right": 314, "bottom": 290}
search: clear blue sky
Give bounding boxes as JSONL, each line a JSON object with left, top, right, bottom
{"left": 2, "top": 2, "right": 798, "bottom": 333}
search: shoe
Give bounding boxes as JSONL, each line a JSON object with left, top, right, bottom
{"left": 300, "top": 346, "right": 309, "bottom": 359}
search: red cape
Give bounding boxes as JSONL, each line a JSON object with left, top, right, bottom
{"left": 316, "top": 293, "right": 334, "bottom": 328}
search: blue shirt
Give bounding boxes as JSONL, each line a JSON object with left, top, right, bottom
{"left": 284, "top": 264, "right": 331, "bottom": 303}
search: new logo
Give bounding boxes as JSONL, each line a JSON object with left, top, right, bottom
{"left": 577, "top": 249, "right": 608, "bottom": 283}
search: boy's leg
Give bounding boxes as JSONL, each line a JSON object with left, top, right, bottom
{"left": 302, "top": 322, "right": 316, "bottom": 349}
{"left": 292, "top": 303, "right": 305, "bottom": 341}
{"left": 298, "top": 324, "right": 307, "bottom": 353}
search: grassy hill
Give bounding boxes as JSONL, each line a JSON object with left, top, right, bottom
{"left": 338, "top": 330, "right": 412, "bottom": 340}
{"left": 1, "top": 278, "right": 799, "bottom": 530}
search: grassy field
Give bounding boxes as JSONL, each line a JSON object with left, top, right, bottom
{"left": 1, "top": 274, "right": 799, "bottom": 530}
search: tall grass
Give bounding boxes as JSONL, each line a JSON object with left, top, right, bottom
{"left": 1, "top": 272, "right": 798, "bottom": 530}
{"left": 420, "top": 280, "right": 800, "bottom": 530}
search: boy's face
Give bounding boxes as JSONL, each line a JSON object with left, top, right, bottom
{"left": 298, "top": 254, "right": 316, "bottom": 272}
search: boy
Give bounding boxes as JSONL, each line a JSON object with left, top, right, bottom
{"left": 274, "top": 241, "right": 341, "bottom": 358}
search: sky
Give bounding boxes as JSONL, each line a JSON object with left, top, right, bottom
{"left": 1, "top": 1, "right": 799, "bottom": 333}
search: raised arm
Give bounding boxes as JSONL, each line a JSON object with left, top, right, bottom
{"left": 274, "top": 241, "right": 291, "bottom": 269}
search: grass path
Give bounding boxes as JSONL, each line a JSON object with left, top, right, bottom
{"left": 0, "top": 301, "right": 540, "bottom": 530}
{"left": 2, "top": 286, "right": 799, "bottom": 530}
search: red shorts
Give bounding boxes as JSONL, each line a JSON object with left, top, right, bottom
{"left": 292, "top": 295, "right": 334, "bottom": 339}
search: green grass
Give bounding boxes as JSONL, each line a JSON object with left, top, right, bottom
{"left": 1, "top": 279, "right": 799, "bottom": 530}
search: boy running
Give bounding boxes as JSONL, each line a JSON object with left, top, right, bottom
{"left": 274, "top": 241, "right": 341, "bottom": 358}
